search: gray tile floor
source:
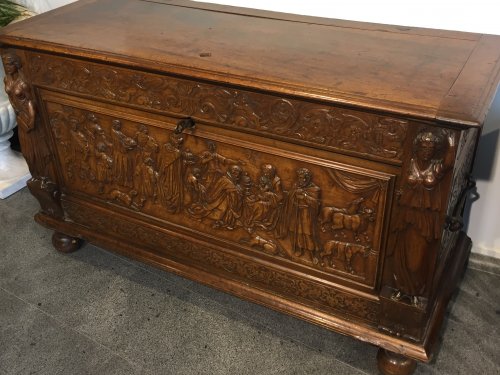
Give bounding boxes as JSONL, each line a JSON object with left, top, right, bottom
{"left": 1, "top": 188, "right": 499, "bottom": 375}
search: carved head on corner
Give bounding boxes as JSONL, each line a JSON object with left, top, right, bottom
{"left": 2, "top": 51, "right": 21, "bottom": 76}
{"left": 413, "top": 130, "right": 444, "bottom": 162}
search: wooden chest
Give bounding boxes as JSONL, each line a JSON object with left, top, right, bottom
{"left": 2, "top": 1, "right": 500, "bottom": 373}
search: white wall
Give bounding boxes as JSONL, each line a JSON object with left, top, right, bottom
{"left": 21, "top": 0, "right": 500, "bottom": 258}
{"left": 15, "top": 0, "right": 75, "bottom": 14}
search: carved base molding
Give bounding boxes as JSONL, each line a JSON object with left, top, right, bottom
{"left": 379, "top": 286, "right": 428, "bottom": 342}
{"left": 33, "top": 198, "right": 472, "bottom": 368}
{"left": 61, "top": 196, "right": 380, "bottom": 324}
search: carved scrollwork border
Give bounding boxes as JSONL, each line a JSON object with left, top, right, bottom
{"left": 27, "top": 52, "right": 408, "bottom": 163}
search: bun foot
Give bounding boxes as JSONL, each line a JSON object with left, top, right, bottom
{"left": 52, "top": 232, "right": 82, "bottom": 253}
{"left": 377, "top": 348, "right": 417, "bottom": 375}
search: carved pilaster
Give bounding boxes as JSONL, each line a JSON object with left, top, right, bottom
{"left": 389, "top": 128, "right": 457, "bottom": 306}
{"left": 2, "top": 49, "right": 63, "bottom": 217}
{"left": 380, "top": 127, "right": 457, "bottom": 341}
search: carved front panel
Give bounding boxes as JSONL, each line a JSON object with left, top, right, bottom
{"left": 44, "top": 97, "right": 395, "bottom": 288}
{"left": 28, "top": 52, "right": 408, "bottom": 164}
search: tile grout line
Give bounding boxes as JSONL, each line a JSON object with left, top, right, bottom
{"left": 94, "top": 246, "right": 347, "bottom": 358}
{"left": 467, "top": 265, "right": 500, "bottom": 277}
{"left": 267, "top": 357, "right": 372, "bottom": 375}
{"left": 0, "top": 285, "right": 143, "bottom": 373}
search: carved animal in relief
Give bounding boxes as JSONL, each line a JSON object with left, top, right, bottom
{"left": 320, "top": 240, "right": 370, "bottom": 274}
{"left": 320, "top": 197, "right": 376, "bottom": 243}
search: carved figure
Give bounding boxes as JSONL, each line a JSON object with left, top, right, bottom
{"left": 95, "top": 142, "right": 113, "bottom": 193}
{"left": 157, "top": 133, "right": 184, "bottom": 213}
{"left": 2, "top": 52, "right": 45, "bottom": 175}
{"left": 85, "top": 114, "right": 106, "bottom": 144}
{"left": 111, "top": 119, "right": 137, "bottom": 186}
{"left": 68, "top": 120, "right": 90, "bottom": 179}
{"left": 244, "top": 175, "right": 281, "bottom": 232}
{"left": 393, "top": 129, "right": 456, "bottom": 305}
{"left": 135, "top": 124, "right": 159, "bottom": 164}
{"left": 134, "top": 157, "right": 159, "bottom": 206}
{"left": 278, "top": 168, "right": 321, "bottom": 262}
{"left": 189, "top": 165, "right": 244, "bottom": 230}
{"left": 261, "top": 164, "right": 284, "bottom": 201}
{"left": 3, "top": 52, "right": 35, "bottom": 131}
{"left": 200, "top": 142, "right": 243, "bottom": 190}
{"left": 185, "top": 167, "right": 206, "bottom": 205}
{"left": 244, "top": 164, "right": 284, "bottom": 233}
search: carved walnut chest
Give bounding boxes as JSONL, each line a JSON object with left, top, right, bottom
{"left": 2, "top": 1, "right": 500, "bottom": 374}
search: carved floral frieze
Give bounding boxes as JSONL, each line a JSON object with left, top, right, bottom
{"left": 28, "top": 52, "right": 408, "bottom": 163}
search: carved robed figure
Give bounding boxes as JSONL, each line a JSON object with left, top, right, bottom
{"left": 392, "top": 130, "right": 456, "bottom": 305}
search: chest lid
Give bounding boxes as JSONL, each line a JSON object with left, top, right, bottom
{"left": 1, "top": 0, "right": 500, "bottom": 127}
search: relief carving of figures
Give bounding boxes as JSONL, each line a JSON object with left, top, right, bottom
{"left": 243, "top": 164, "right": 284, "bottom": 233}
{"left": 134, "top": 157, "right": 159, "bottom": 206}
{"left": 68, "top": 119, "right": 90, "bottom": 180}
{"left": 199, "top": 141, "right": 244, "bottom": 190}
{"left": 185, "top": 166, "right": 206, "bottom": 205}
{"left": 392, "top": 129, "right": 456, "bottom": 306}
{"left": 95, "top": 142, "right": 113, "bottom": 193}
{"left": 189, "top": 164, "right": 244, "bottom": 230}
{"left": 157, "top": 133, "right": 184, "bottom": 213}
{"left": 277, "top": 168, "right": 321, "bottom": 263}
{"left": 86, "top": 114, "right": 111, "bottom": 148}
{"left": 135, "top": 124, "right": 159, "bottom": 166}
{"left": 44, "top": 102, "right": 387, "bottom": 284}
{"left": 111, "top": 119, "right": 137, "bottom": 186}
